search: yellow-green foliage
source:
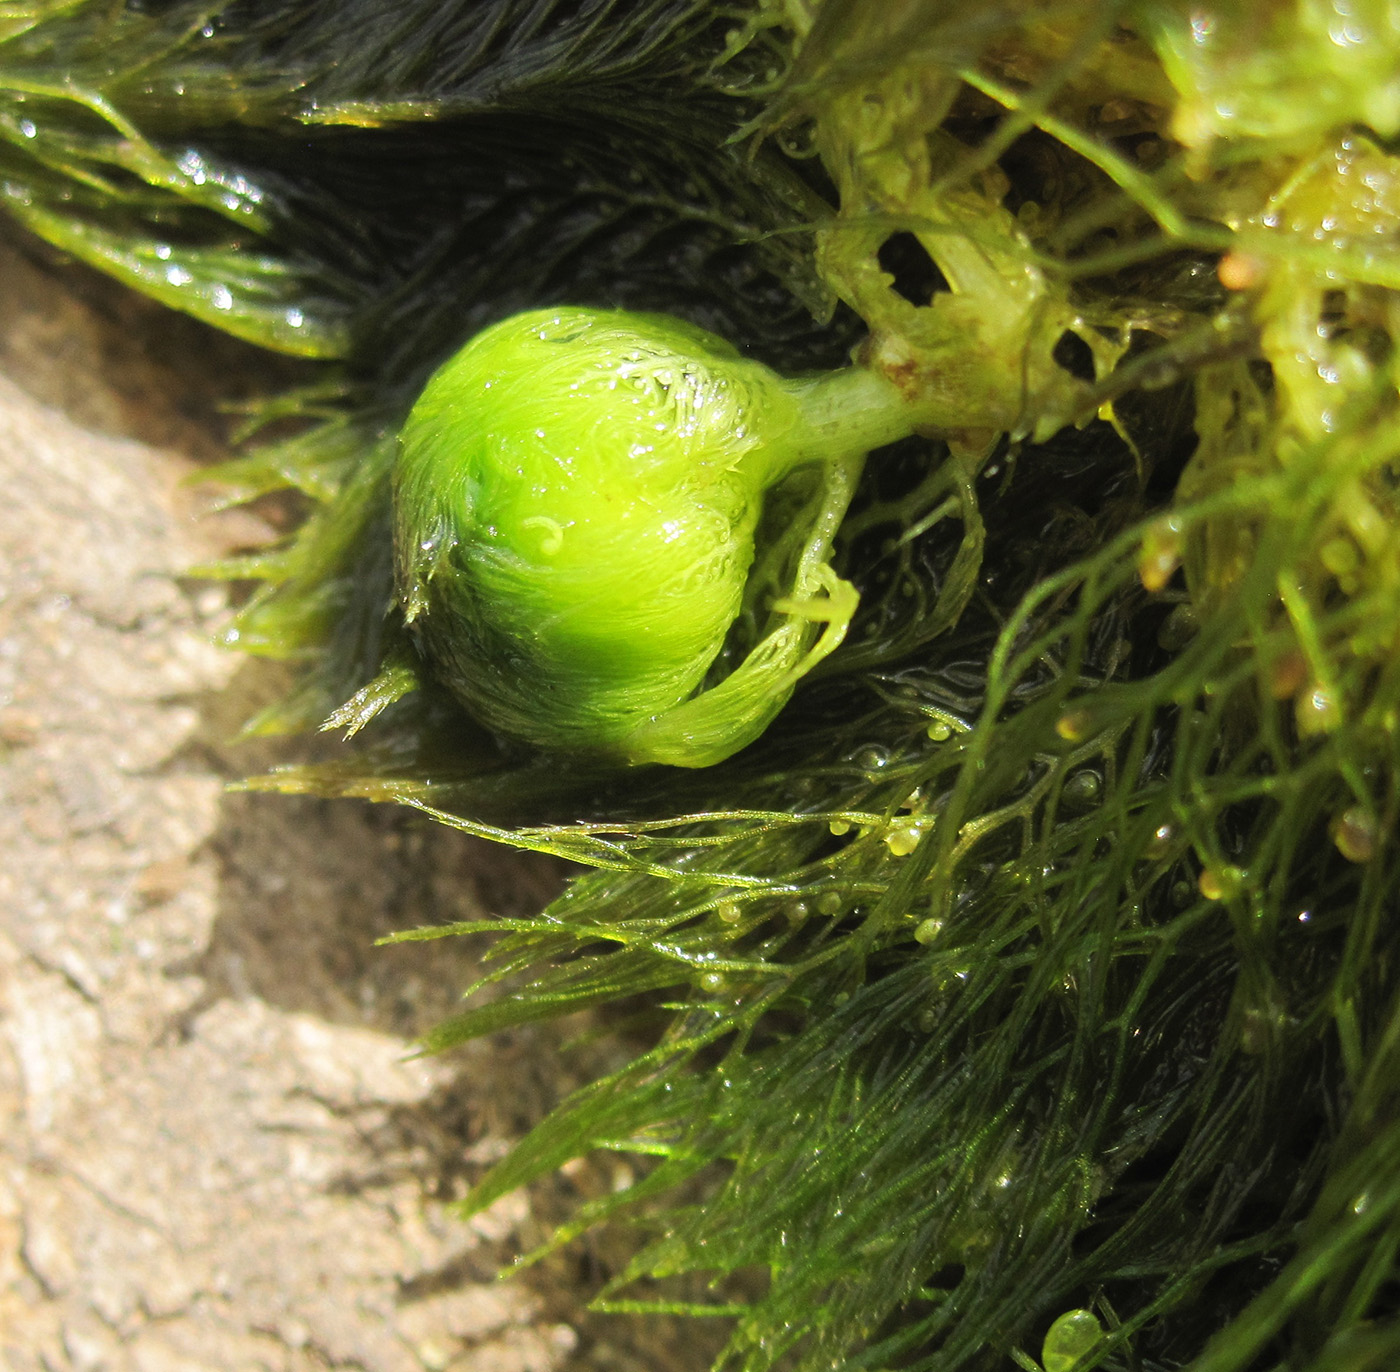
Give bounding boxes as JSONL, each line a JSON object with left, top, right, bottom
{"left": 7, "top": 1, "right": 1400, "bottom": 1369}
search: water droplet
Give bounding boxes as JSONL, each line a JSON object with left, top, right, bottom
{"left": 852, "top": 744, "right": 890, "bottom": 771}
{"left": 700, "top": 972, "right": 724, "bottom": 992}
{"left": 178, "top": 148, "right": 208, "bottom": 184}
{"left": 18, "top": 119, "right": 35, "bottom": 139}
{"left": 209, "top": 284, "right": 233, "bottom": 311}
{"left": 164, "top": 264, "right": 193, "bottom": 287}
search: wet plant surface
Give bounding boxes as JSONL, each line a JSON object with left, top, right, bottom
{"left": 6, "top": 4, "right": 1400, "bottom": 1370}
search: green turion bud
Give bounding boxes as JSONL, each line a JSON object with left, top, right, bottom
{"left": 395, "top": 306, "right": 932, "bottom": 767}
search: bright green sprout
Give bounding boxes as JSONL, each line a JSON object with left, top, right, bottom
{"left": 395, "top": 306, "right": 937, "bottom": 767}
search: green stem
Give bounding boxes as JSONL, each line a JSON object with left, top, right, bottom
{"left": 777, "top": 364, "right": 925, "bottom": 477}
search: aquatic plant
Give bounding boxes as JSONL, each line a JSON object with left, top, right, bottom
{"left": 7, "top": 1, "right": 1400, "bottom": 1368}
{"left": 394, "top": 304, "right": 945, "bottom": 766}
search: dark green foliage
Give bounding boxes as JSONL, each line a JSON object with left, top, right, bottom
{"left": 9, "top": 2, "right": 1400, "bottom": 1370}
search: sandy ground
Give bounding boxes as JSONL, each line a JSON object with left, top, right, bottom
{"left": 0, "top": 231, "right": 718, "bottom": 1372}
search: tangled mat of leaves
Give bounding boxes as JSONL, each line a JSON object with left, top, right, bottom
{"left": 6, "top": 1, "right": 1400, "bottom": 1368}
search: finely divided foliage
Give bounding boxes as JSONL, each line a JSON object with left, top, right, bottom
{"left": 6, "top": 2, "right": 1400, "bottom": 1369}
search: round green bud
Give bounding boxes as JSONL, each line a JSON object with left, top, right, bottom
{"left": 395, "top": 306, "right": 923, "bottom": 766}
{"left": 1041, "top": 1309, "right": 1103, "bottom": 1372}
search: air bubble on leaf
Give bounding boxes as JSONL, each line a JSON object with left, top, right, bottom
{"left": 716, "top": 898, "right": 741, "bottom": 924}
{"left": 914, "top": 917, "right": 942, "bottom": 945}
{"left": 926, "top": 719, "right": 953, "bottom": 742}
{"left": 829, "top": 818, "right": 852, "bottom": 836}
{"left": 817, "top": 892, "right": 843, "bottom": 916}
{"left": 177, "top": 148, "right": 208, "bottom": 183}
{"left": 852, "top": 744, "right": 891, "bottom": 771}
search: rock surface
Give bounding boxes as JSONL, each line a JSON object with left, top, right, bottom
{"left": 0, "top": 232, "right": 714, "bottom": 1372}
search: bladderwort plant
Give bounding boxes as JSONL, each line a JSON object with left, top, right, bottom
{"left": 7, "top": 1, "right": 1400, "bottom": 1370}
